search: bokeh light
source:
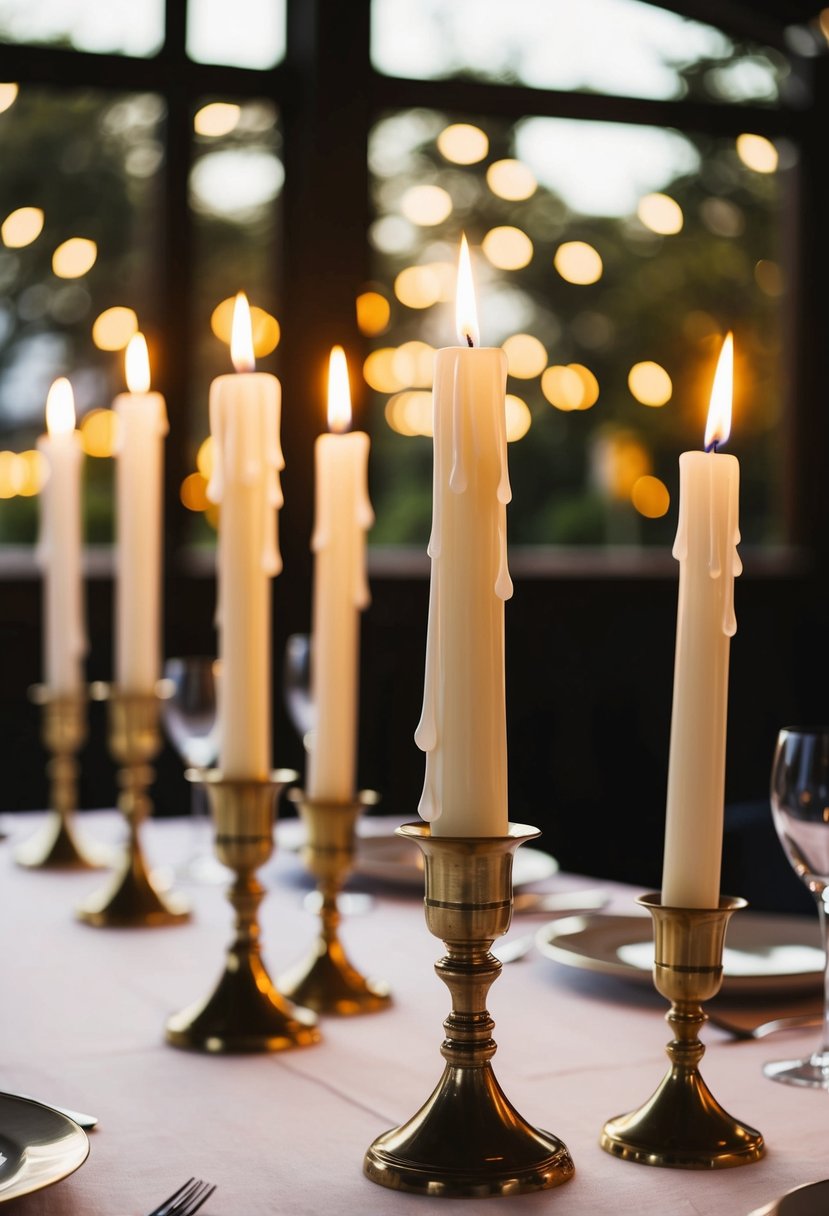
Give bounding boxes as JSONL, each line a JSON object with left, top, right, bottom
{"left": 393, "top": 340, "right": 434, "bottom": 388}
{"left": 486, "top": 159, "right": 537, "bottom": 201}
{"left": 481, "top": 226, "right": 533, "bottom": 271}
{"left": 631, "top": 474, "right": 670, "bottom": 518}
{"left": 79, "top": 408, "right": 119, "bottom": 457}
{"left": 637, "top": 193, "right": 683, "bottom": 235}
{"left": 356, "top": 290, "right": 391, "bottom": 336}
{"left": 736, "top": 133, "right": 778, "bottom": 173}
{"left": 502, "top": 333, "right": 547, "bottom": 379}
{"left": 0, "top": 451, "right": 23, "bottom": 498}
{"left": 0, "top": 83, "right": 18, "bottom": 114}
{"left": 181, "top": 472, "right": 211, "bottom": 511}
{"left": 400, "top": 184, "right": 452, "bottom": 226}
{"left": 196, "top": 435, "right": 215, "bottom": 480}
{"left": 755, "top": 259, "right": 784, "bottom": 297}
{"left": 505, "top": 394, "right": 532, "bottom": 442}
{"left": 437, "top": 123, "right": 489, "bottom": 165}
{"left": 394, "top": 264, "right": 442, "bottom": 309}
{"left": 2, "top": 206, "right": 44, "bottom": 248}
{"left": 92, "top": 306, "right": 138, "bottom": 351}
{"left": 594, "top": 432, "right": 652, "bottom": 500}
{"left": 16, "top": 449, "right": 48, "bottom": 497}
{"left": 194, "top": 102, "right": 241, "bottom": 137}
{"left": 211, "top": 297, "right": 280, "bottom": 356}
{"left": 542, "top": 364, "right": 599, "bottom": 411}
{"left": 628, "top": 361, "right": 672, "bottom": 407}
{"left": 364, "top": 347, "right": 403, "bottom": 393}
{"left": 52, "top": 237, "right": 98, "bottom": 279}
{"left": 385, "top": 390, "right": 433, "bottom": 436}
{"left": 553, "top": 241, "right": 603, "bottom": 285}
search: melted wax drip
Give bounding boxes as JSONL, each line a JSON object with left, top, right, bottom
{"left": 672, "top": 456, "right": 741, "bottom": 637}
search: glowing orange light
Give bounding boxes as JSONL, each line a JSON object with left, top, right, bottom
{"left": 704, "top": 332, "right": 734, "bottom": 450}
{"left": 455, "top": 234, "right": 479, "bottom": 347}
{"left": 231, "top": 291, "right": 255, "bottom": 373}
{"left": 125, "top": 332, "right": 151, "bottom": 393}
{"left": 327, "top": 345, "right": 352, "bottom": 433}
{"left": 46, "top": 378, "right": 75, "bottom": 436}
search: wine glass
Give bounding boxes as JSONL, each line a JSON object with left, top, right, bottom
{"left": 160, "top": 657, "right": 222, "bottom": 881}
{"left": 765, "top": 726, "right": 829, "bottom": 1087}
{"left": 283, "top": 633, "right": 315, "bottom": 748}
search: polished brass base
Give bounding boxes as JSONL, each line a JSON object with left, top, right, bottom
{"left": 364, "top": 823, "right": 574, "bottom": 1198}
{"left": 280, "top": 791, "right": 391, "bottom": 1016}
{"left": 16, "top": 686, "right": 105, "bottom": 870}
{"left": 77, "top": 686, "right": 189, "bottom": 928}
{"left": 165, "top": 770, "right": 321, "bottom": 1053}
{"left": 600, "top": 894, "right": 764, "bottom": 1170}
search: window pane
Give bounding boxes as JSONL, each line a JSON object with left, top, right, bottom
{"left": 187, "top": 0, "right": 286, "bottom": 69}
{"left": 366, "top": 110, "right": 787, "bottom": 549}
{"left": 0, "top": 85, "right": 163, "bottom": 543}
{"left": 371, "top": 0, "right": 788, "bottom": 106}
{"left": 0, "top": 0, "right": 164, "bottom": 56}
{"left": 184, "top": 98, "right": 282, "bottom": 544}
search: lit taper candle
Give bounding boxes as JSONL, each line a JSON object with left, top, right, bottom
{"left": 207, "top": 292, "right": 283, "bottom": 779}
{"left": 415, "top": 235, "right": 512, "bottom": 836}
{"left": 662, "top": 333, "right": 741, "bottom": 908}
{"left": 307, "top": 346, "right": 374, "bottom": 801}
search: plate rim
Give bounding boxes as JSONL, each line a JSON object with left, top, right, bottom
{"left": 352, "top": 834, "right": 559, "bottom": 888}
{"left": 0, "top": 1092, "right": 89, "bottom": 1204}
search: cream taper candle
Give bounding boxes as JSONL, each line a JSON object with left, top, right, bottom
{"left": 37, "top": 378, "right": 86, "bottom": 693}
{"left": 307, "top": 346, "right": 373, "bottom": 802}
{"left": 415, "top": 236, "right": 512, "bottom": 837}
{"left": 662, "top": 334, "right": 741, "bottom": 908}
{"left": 207, "top": 292, "right": 283, "bottom": 779}
{"left": 114, "top": 334, "right": 168, "bottom": 692}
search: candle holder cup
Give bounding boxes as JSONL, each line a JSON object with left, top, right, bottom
{"left": 76, "top": 683, "right": 189, "bottom": 927}
{"left": 600, "top": 893, "right": 764, "bottom": 1169}
{"left": 279, "top": 789, "right": 391, "bottom": 1015}
{"left": 166, "top": 769, "right": 321, "bottom": 1053}
{"left": 364, "top": 822, "right": 574, "bottom": 1198}
{"left": 15, "top": 684, "right": 106, "bottom": 869}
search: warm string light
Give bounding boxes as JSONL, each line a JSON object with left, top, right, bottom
{"left": 327, "top": 345, "right": 352, "bottom": 434}
{"left": 704, "top": 332, "right": 734, "bottom": 451}
{"left": 125, "top": 332, "right": 151, "bottom": 394}
{"left": 231, "top": 291, "right": 255, "bottom": 373}
{"left": 45, "top": 377, "right": 75, "bottom": 436}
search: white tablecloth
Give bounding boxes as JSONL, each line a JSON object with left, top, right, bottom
{"left": 3, "top": 811, "right": 828, "bottom": 1216}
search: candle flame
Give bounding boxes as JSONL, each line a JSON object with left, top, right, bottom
{"left": 231, "top": 291, "right": 255, "bottom": 373}
{"left": 704, "top": 332, "right": 734, "bottom": 450}
{"left": 327, "top": 345, "right": 352, "bottom": 433}
{"left": 455, "top": 233, "right": 480, "bottom": 348}
{"left": 45, "top": 377, "right": 75, "bottom": 436}
{"left": 125, "top": 332, "right": 151, "bottom": 393}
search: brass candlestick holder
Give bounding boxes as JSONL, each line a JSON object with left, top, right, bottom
{"left": 166, "top": 769, "right": 321, "bottom": 1053}
{"left": 280, "top": 789, "right": 391, "bottom": 1015}
{"left": 364, "top": 822, "right": 575, "bottom": 1198}
{"left": 15, "top": 684, "right": 104, "bottom": 869}
{"left": 600, "top": 893, "right": 765, "bottom": 1169}
{"left": 76, "top": 684, "right": 189, "bottom": 928}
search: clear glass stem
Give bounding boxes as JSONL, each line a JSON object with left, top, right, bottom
{"left": 818, "top": 890, "right": 829, "bottom": 1061}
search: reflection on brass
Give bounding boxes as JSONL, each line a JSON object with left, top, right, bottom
{"left": 280, "top": 790, "right": 391, "bottom": 1016}
{"left": 166, "top": 769, "right": 321, "bottom": 1054}
{"left": 364, "top": 823, "right": 575, "bottom": 1198}
{"left": 15, "top": 685, "right": 106, "bottom": 870}
{"left": 600, "top": 893, "right": 765, "bottom": 1169}
{"left": 76, "top": 685, "right": 189, "bottom": 928}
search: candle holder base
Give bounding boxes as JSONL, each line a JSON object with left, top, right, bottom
{"left": 364, "top": 823, "right": 574, "bottom": 1198}
{"left": 280, "top": 791, "right": 391, "bottom": 1016}
{"left": 77, "top": 685, "right": 190, "bottom": 928}
{"left": 600, "top": 894, "right": 764, "bottom": 1170}
{"left": 165, "top": 769, "right": 321, "bottom": 1054}
{"left": 16, "top": 686, "right": 105, "bottom": 871}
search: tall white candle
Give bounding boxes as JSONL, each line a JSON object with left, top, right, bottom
{"left": 114, "top": 334, "right": 168, "bottom": 693}
{"left": 307, "top": 346, "right": 373, "bottom": 802}
{"left": 207, "top": 292, "right": 283, "bottom": 779}
{"left": 415, "top": 236, "right": 512, "bottom": 837}
{"left": 37, "top": 378, "right": 86, "bottom": 693}
{"left": 662, "top": 334, "right": 741, "bottom": 908}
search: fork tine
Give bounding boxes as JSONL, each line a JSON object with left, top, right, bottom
{"left": 179, "top": 1182, "right": 216, "bottom": 1216}
{"left": 148, "top": 1179, "right": 195, "bottom": 1216}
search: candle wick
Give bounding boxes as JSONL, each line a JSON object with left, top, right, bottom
{"left": 465, "top": 333, "right": 474, "bottom": 349}
{"left": 705, "top": 439, "right": 719, "bottom": 454}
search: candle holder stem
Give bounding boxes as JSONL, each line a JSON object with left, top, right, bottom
{"left": 76, "top": 685, "right": 189, "bottom": 927}
{"left": 15, "top": 686, "right": 105, "bottom": 869}
{"left": 166, "top": 770, "right": 320, "bottom": 1053}
{"left": 364, "top": 823, "right": 574, "bottom": 1198}
{"left": 279, "top": 791, "right": 391, "bottom": 1015}
{"left": 600, "top": 893, "right": 764, "bottom": 1169}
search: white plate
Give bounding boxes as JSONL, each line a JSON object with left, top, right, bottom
{"left": 0, "top": 1093, "right": 89, "bottom": 1202}
{"left": 749, "top": 1179, "right": 829, "bottom": 1216}
{"left": 536, "top": 911, "right": 823, "bottom": 995}
{"left": 352, "top": 833, "right": 558, "bottom": 889}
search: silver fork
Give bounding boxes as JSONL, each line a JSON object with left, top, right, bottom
{"left": 147, "top": 1178, "right": 216, "bottom": 1216}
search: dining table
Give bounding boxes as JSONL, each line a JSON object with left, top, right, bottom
{"left": 3, "top": 808, "right": 828, "bottom": 1216}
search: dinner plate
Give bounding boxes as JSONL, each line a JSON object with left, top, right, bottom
{"left": 351, "top": 833, "right": 558, "bottom": 889}
{"left": 536, "top": 911, "right": 824, "bottom": 995}
{"left": 749, "top": 1179, "right": 829, "bottom": 1216}
{"left": 0, "top": 1093, "right": 89, "bottom": 1203}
